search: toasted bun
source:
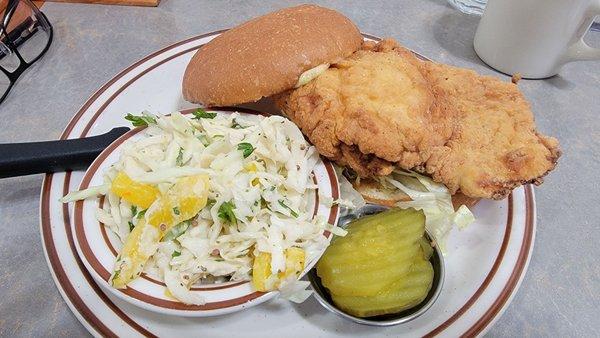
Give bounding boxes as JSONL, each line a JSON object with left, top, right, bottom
{"left": 353, "top": 178, "right": 480, "bottom": 211}
{"left": 353, "top": 179, "right": 412, "bottom": 207}
{"left": 182, "top": 5, "right": 363, "bottom": 106}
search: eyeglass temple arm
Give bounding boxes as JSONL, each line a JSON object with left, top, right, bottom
{"left": 0, "top": 16, "right": 37, "bottom": 59}
{"left": 1, "top": 0, "right": 20, "bottom": 36}
{"left": 0, "top": 127, "right": 130, "bottom": 179}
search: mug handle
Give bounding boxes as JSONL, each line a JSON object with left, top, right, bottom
{"left": 563, "top": 0, "right": 600, "bottom": 62}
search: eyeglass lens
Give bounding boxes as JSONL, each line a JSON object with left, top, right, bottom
{"left": 0, "top": 0, "right": 52, "bottom": 103}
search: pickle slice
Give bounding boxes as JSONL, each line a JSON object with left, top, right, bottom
{"left": 322, "top": 209, "right": 425, "bottom": 259}
{"left": 317, "top": 208, "right": 426, "bottom": 296}
{"left": 331, "top": 253, "right": 434, "bottom": 318}
{"left": 342, "top": 208, "right": 408, "bottom": 230}
{"left": 319, "top": 237, "right": 415, "bottom": 271}
{"left": 320, "top": 225, "right": 424, "bottom": 266}
{"left": 318, "top": 242, "right": 420, "bottom": 296}
{"left": 419, "top": 237, "right": 434, "bottom": 260}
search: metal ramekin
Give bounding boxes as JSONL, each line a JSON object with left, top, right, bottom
{"left": 308, "top": 205, "right": 445, "bottom": 326}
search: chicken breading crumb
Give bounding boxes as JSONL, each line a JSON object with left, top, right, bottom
{"left": 276, "top": 39, "right": 560, "bottom": 200}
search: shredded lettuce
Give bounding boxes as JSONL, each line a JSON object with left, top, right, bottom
{"left": 295, "top": 63, "right": 330, "bottom": 88}
{"left": 60, "top": 184, "right": 110, "bottom": 203}
{"left": 277, "top": 276, "right": 313, "bottom": 303}
{"left": 454, "top": 205, "right": 476, "bottom": 229}
{"left": 334, "top": 165, "right": 365, "bottom": 210}
{"left": 378, "top": 170, "right": 475, "bottom": 252}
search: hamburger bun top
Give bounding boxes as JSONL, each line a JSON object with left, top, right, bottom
{"left": 182, "top": 4, "right": 363, "bottom": 106}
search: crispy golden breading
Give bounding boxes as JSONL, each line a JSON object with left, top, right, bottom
{"left": 276, "top": 40, "right": 450, "bottom": 175}
{"left": 276, "top": 39, "right": 560, "bottom": 200}
{"left": 418, "top": 61, "right": 560, "bottom": 198}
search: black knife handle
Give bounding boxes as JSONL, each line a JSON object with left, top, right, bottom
{"left": 0, "top": 127, "right": 130, "bottom": 179}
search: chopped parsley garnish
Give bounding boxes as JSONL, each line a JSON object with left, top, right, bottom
{"left": 128, "top": 221, "right": 135, "bottom": 232}
{"left": 136, "top": 209, "right": 146, "bottom": 219}
{"left": 192, "top": 108, "right": 217, "bottom": 119}
{"left": 206, "top": 198, "right": 216, "bottom": 208}
{"left": 112, "top": 269, "right": 121, "bottom": 282}
{"left": 197, "top": 134, "right": 210, "bottom": 146}
{"left": 162, "top": 221, "right": 190, "bottom": 242}
{"left": 173, "top": 206, "right": 180, "bottom": 215}
{"left": 278, "top": 200, "right": 299, "bottom": 218}
{"left": 231, "top": 118, "right": 247, "bottom": 129}
{"left": 218, "top": 201, "right": 237, "bottom": 224}
{"left": 172, "top": 250, "right": 181, "bottom": 258}
{"left": 124, "top": 113, "right": 156, "bottom": 127}
{"left": 176, "top": 147, "right": 184, "bottom": 166}
{"left": 131, "top": 205, "right": 137, "bottom": 217}
{"left": 237, "top": 142, "right": 255, "bottom": 158}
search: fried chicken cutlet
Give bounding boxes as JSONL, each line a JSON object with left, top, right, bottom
{"left": 276, "top": 39, "right": 560, "bottom": 200}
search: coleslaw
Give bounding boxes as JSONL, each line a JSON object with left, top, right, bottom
{"left": 62, "top": 110, "right": 345, "bottom": 304}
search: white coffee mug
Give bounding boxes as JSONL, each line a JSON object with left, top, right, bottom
{"left": 474, "top": 0, "right": 600, "bottom": 79}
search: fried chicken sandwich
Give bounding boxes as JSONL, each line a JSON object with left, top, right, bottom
{"left": 182, "top": 4, "right": 560, "bottom": 207}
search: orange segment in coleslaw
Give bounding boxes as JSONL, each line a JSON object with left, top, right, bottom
{"left": 252, "top": 247, "right": 306, "bottom": 292}
{"left": 111, "top": 174, "right": 209, "bottom": 288}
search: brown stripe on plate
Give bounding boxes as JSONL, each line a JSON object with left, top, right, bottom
{"left": 424, "top": 193, "right": 515, "bottom": 337}
{"left": 324, "top": 160, "right": 340, "bottom": 225}
{"left": 42, "top": 173, "right": 157, "bottom": 337}
{"left": 41, "top": 175, "right": 118, "bottom": 337}
{"left": 311, "top": 175, "right": 320, "bottom": 222}
{"left": 461, "top": 185, "right": 535, "bottom": 336}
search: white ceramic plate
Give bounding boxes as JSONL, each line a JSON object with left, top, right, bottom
{"left": 39, "top": 31, "right": 536, "bottom": 337}
{"left": 72, "top": 108, "right": 340, "bottom": 317}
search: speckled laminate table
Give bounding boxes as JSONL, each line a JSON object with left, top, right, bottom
{"left": 0, "top": 0, "right": 598, "bottom": 336}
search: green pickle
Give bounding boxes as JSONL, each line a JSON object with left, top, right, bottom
{"left": 316, "top": 208, "right": 435, "bottom": 317}
{"left": 332, "top": 252, "right": 434, "bottom": 317}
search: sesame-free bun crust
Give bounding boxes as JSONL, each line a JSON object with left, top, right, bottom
{"left": 182, "top": 4, "right": 363, "bottom": 106}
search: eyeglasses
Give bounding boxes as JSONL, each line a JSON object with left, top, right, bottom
{"left": 0, "top": 0, "right": 53, "bottom": 105}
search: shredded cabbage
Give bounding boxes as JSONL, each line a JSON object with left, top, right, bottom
{"left": 277, "top": 276, "right": 313, "bottom": 303}
{"left": 376, "top": 170, "right": 475, "bottom": 252}
{"left": 60, "top": 184, "right": 110, "bottom": 203}
{"left": 335, "top": 165, "right": 366, "bottom": 210}
{"left": 62, "top": 111, "right": 345, "bottom": 304}
{"left": 295, "top": 63, "right": 330, "bottom": 88}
